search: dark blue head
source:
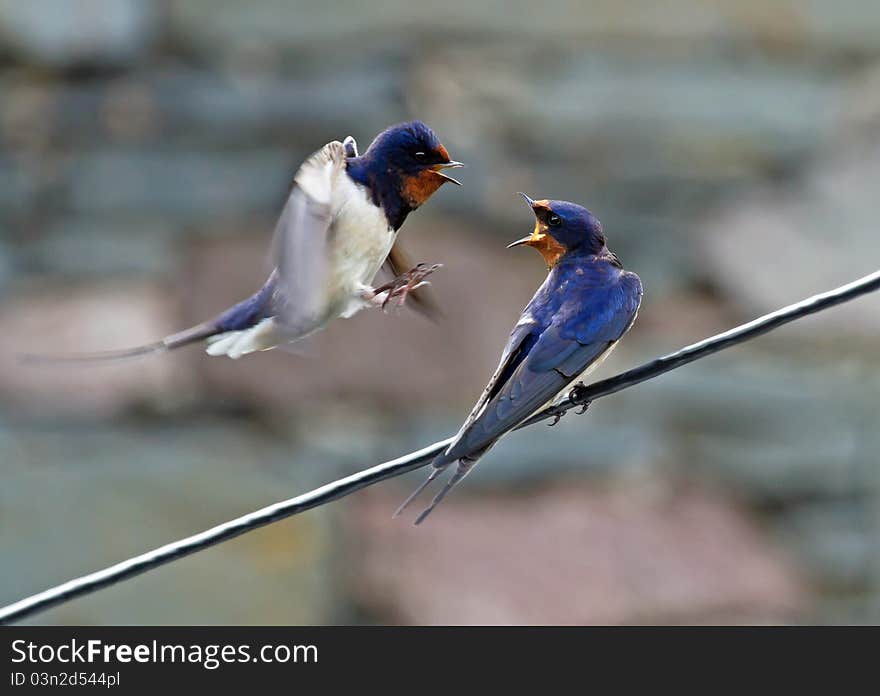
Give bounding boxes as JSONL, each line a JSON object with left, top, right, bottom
{"left": 346, "top": 121, "right": 463, "bottom": 229}
{"left": 508, "top": 194, "right": 607, "bottom": 267}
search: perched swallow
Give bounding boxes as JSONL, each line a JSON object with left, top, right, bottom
{"left": 397, "top": 194, "right": 643, "bottom": 524}
{"left": 26, "top": 121, "right": 462, "bottom": 362}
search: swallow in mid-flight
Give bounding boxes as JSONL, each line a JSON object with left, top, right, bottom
{"left": 396, "top": 194, "right": 643, "bottom": 524}
{"left": 26, "top": 121, "right": 462, "bottom": 362}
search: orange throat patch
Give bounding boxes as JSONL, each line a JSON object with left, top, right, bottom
{"left": 401, "top": 170, "right": 447, "bottom": 209}
{"left": 526, "top": 222, "right": 567, "bottom": 268}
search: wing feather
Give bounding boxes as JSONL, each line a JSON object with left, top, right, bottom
{"left": 271, "top": 140, "right": 347, "bottom": 332}
{"left": 448, "top": 316, "right": 539, "bottom": 441}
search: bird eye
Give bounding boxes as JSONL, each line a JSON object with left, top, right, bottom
{"left": 414, "top": 151, "right": 428, "bottom": 162}
{"left": 548, "top": 214, "right": 562, "bottom": 227}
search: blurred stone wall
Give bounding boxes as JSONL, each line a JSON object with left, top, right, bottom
{"left": 1, "top": 1, "right": 879, "bottom": 624}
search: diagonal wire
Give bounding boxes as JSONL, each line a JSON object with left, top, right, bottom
{"left": 1, "top": 269, "right": 879, "bottom": 625}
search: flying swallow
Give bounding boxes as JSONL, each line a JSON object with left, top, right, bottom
{"left": 25, "top": 121, "right": 462, "bottom": 362}
{"left": 396, "top": 194, "right": 643, "bottom": 524}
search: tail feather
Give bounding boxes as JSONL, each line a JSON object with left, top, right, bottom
{"left": 18, "top": 322, "right": 218, "bottom": 365}
{"left": 413, "top": 460, "right": 475, "bottom": 526}
{"left": 163, "top": 322, "right": 220, "bottom": 350}
{"left": 395, "top": 448, "right": 481, "bottom": 525}
{"left": 393, "top": 465, "right": 445, "bottom": 519}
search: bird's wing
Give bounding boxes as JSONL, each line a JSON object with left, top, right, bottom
{"left": 271, "top": 140, "right": 347, "bottom": 332}
{"left": 454, "top": 314, "right": 539, "bottom": 435}
{"left": 18, "top": 142, "right": 346, "bottom": 365}
{"left": 447, "top": 273, "right": 642, "bottom": 460}
{"left": 391, "top": 314, "right": 538, "bottom": 520}
{"left": 382, "top": 242, "right": 443, "bottom": 320}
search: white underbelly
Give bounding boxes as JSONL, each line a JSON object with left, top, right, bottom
{"left": 324, "top": 178, "right": 395, "bottom": 317}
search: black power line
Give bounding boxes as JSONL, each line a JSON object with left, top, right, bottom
{"left": 2, "top": 269, "right": 878, "bottom": 625}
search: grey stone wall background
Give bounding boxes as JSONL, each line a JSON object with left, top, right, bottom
{"left": 1, "top": 1, "right": 879, "bottom": 624}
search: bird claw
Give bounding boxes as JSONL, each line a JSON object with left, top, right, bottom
{"left": 371, "top": 263, "right": 442, "bottom": 312}
{"left": 547, "top": 409, "right": 565, "bottom": 426}
{"left": 569, "top": 383, "right": 591, "bottom": 414}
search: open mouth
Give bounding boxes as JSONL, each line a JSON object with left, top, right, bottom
{"left": 430, "top": 161, "right": 464, "bottom": 186}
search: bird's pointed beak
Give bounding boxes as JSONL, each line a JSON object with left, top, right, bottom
{"left": 509, "top": 193, "right": 545, "bottom": 249}
{"left": 518, "top": 191, "right": 536, "bottom": 208}
{"left": 507, "top": 235, "right": 534, "bottom": 249}
{"left": 430, "top": 161, "right": 465, "bottom": 186}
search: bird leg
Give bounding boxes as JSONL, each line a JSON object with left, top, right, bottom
{"left": 546, "top": 405, "right": 567, "bottom": 426}
{"left": 546, "top": 384, "right": 592, "bottom": 425}
{"left": 569, "top": 382, "right": 592, "bottom": 414}
{"left": 367, "top": 263, "right": 442, "bottom": 312}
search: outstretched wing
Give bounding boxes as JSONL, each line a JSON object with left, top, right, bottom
{"left": 446, "top": 273, "right": 642, "bottom": 460}
{"left": 271, "top": 140, "right": 347, "bottom": 333}
{"left": 19, "top": 141, "right": 349, "bottom": 365}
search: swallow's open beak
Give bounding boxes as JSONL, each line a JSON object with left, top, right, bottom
{"left": 506, "top": 236, "right": 533, "bottom": 249}
{"left": 508, "top": 192, "right": 540, "bottom": 247}
{"left": 518, "top": 192, "right": 536, "bottom": 208}
{"left": 430, "top": 161, "right": 465, "bottom": 186}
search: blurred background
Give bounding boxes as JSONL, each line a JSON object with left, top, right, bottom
{"left": 1, "top": 1, "right": 879, "bottom": 625}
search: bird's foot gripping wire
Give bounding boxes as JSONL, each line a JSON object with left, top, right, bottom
{"left": 569, "top": 382, "right": 592, "bottom": 414}
{"left": 546, "top": 383, "right": 592, "bottom": 424}
{"left": 546, "top": 406, "right": 567, "bottom": 426}
{"left": 369, "top": 263, "right": 442, "bottom": 312}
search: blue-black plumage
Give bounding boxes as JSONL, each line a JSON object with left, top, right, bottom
{"left": 397, "top": 194, "right": 643, "bottom": 524}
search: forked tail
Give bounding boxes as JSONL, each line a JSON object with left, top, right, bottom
{"left": 394, "top": 448, "right": 481, "bottom": 525}
{"left": 18, "top": 322, "right": 220, "bottom": 365}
